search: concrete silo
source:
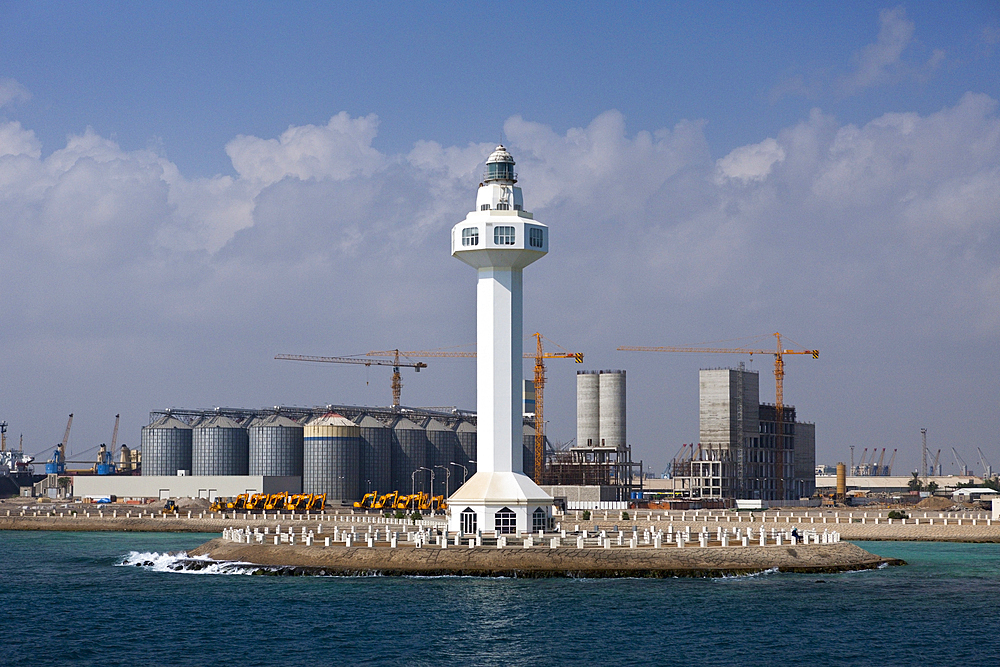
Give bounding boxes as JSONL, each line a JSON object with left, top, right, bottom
{"left": 599, "top": 370, "right": 626, "bottom": 450}
{"left": 576, "top": 371, "right": 600, "bottom": 447}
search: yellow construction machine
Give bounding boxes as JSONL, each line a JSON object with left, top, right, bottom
{"left": 373, "top": 491, "right": 397, "bottom": 510}
{"left": 306, "top": 493, "right": 326, "bottom": 511}
{"left": 354, "top": 492, "right": 377, "bottom": 510}
{"left": 264, "top": 492, "right": 287, "bottom": 510}
{"left": 429, "top": 495, "right": 447, "bottom": 512}
{"left": 209, "top": 497, "right": 229, "bottom": 512}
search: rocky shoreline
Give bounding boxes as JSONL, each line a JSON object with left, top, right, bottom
{"left": 185, "top": 538, "right": 903, "bottom": 578}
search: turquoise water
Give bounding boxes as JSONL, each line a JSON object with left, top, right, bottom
{"left": 1, "top": 532, "right": 998, "bottom": 666}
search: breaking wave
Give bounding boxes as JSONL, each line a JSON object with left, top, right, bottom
{"left": 116, "top": 550, "right": 260, "bottom": 575}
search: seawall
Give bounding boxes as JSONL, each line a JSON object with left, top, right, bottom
{"left": 188, "top": 538, "right": 900, "bottom": 578}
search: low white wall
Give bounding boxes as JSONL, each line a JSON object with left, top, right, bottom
{"left": 72, "top": 475, "right": 300, "bottom": 500}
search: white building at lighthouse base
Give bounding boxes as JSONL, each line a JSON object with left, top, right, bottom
{"left": 447, "top": 471, "right": 552, "bottom": 535}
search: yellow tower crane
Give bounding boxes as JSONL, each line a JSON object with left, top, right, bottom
{"left": 618, "top": 333, "right": 817, "bottom": 500}
{"left": 275, "top": 352, "right": 427, "bottom": 408}
{"left": 368, "top": 335, "right": 583, "bottom": 484}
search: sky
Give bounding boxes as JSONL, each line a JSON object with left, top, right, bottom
{"left": 0, "top": 1, "right": 997, "bottom": 478}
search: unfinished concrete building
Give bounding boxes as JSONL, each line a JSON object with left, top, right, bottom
{"left": 673, "top": 367, "right": 815, "bottom": 501}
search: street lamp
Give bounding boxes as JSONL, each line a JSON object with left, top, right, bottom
{"left": 418, "top": 466, "right": 433, "bottom": 495}
{"left": 450, "top": 461, "right": 471, "bottom": 485}
{"left": 434, "top": 465, "right": 451, "bottom": 497}
{"left": 411, "top": 469, "right": 418, "bottom": 497}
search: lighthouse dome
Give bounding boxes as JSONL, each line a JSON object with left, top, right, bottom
{"left": 483, "top": 144, "right": 516, "bottom": 183}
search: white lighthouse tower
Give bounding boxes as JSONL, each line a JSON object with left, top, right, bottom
{"left": 447, "top": 145, "right": 553, "bottom": 536}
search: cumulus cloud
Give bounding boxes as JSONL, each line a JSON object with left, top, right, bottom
{"left": 225, "top": 112, "right": 385, "bottom": 186}
{"left": 0, "top": 99, "right": 997, "bottom": 473}
{"left": 715, "top": 138, "right": 786, "bottom": 183}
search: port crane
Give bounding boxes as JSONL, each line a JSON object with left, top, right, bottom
{"left": 951, "top": 447, "right": 970, "bottom": 476}
{"left": 618, "top": 333, "right": 818, "bottom": 499}
{"left": 368, "top": 335, "right": 583, "bottom": 484}
{"left": 46, "top": 414, "right": 73, "bottom": 474}
{"left": 976, "top": 447, "right": 994, "bottom": 478}
{"left": 275, "top": 352, "right": 427, "bottom": 408}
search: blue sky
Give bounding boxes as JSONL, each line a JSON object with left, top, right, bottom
{"left": 1, "top": 1, "right": 998, "bottom": 477}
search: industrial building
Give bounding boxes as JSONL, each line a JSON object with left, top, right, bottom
{"left": 73, "top": 404, "right": 478, "bottom": 504}
{"left": 534, "top": 369, "right": 641, "bottom": 509}
{"left": 671, "top": 368, "right": 816, "bottom": 502}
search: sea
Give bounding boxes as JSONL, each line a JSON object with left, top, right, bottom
{"left": 1, "top": 531, "right": 998, "bottom": 667}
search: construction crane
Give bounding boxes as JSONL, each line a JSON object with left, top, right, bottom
{"left": 932, "top": 449, "right": 942, "bottom": 476}
{"left": 368, "top": 336, "right": 584, "bottom": 484}
{"left": 618, "top": 333, "right": 818, "bottom": 499}
{"left": 275, "top": 353, "right": 427, "bottom": 408}
{"left": 952, "top": 447, "right": 969, "bottom": 476}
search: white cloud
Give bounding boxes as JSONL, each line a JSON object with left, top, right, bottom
{"left": 715, "top": 138, "right": 785, "bottom": 183}
{"left": 0, "top": 100, "right": 997, "bottom": 475}
{"left": 837, "top": 6, "right": 915, "bottom": 95}
{"left": 225, "top": 112, "right": 385, "bottom": 186}
{"left": 0, "top": 121, "right": 41, "bottom": 158}
{"left": 0, "top": 78, "right": 30, "bottom": 108}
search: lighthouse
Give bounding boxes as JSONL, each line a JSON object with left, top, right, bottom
{"left": 447, "top": 145, "right": 553, "bottom": 536}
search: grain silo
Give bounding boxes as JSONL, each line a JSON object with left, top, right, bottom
{"left": 454, "top": 420, "right": 477, "bottom": 483}
{"left": 355, "top": 414, "right": 392, "bottom": 495}
{"left": 425, "top": 419, "right": 457, "bottom": 496}
{"left": 140, "top": 415, "right": 192, "bottom": 476}
{"left": 248, "top": 414, "right": 303, "bottom": 477}
{"left": 391, "top": 417, "right": 427, "bottom": 494}
{"left": 599, "top": 370, "right": 626, "bottom": 450}
{"left": 577, "top": 371, "right": 600, "bottom": 448}
{"left": 303, "top": 413, "right": 360, "bottom": 502}
{"left": 192, "top": 415, "right": 249, "bottom": 476}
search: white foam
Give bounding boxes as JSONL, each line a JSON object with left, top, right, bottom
{"left": 116, "top": 550, "right": 257, "bottom": 575}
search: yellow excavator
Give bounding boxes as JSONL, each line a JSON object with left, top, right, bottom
{"left": 306, "top": 493, "right": 326, "bottom": 511}
{"left": 373, "top": 491, "right": 397, "bottom": 510}
{"left": 354, "top": 492, "right": 377, "bottom": 510}
{"left": 264, "top": 492, "right": 287, "bottom": 510}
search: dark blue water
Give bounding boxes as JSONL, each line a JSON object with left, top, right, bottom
{"left": 1, "top": 532, "right": 998, "bottom": 666}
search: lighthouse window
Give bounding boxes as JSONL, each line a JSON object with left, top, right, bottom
{"left": 480, "top": 204, "right": 490, "bottom": 211}
{"left": 532, "top": 507, "right": 547, "bottom": 532}
{"left": 495, "top": 202, "right": 510, "bottom": 210}
{"left": 462, "top": 227, "right": 479, "bottom": 246}
{"left": 529, "top": 228, "right": 543, "bottom": 248}
{"left": 494, "top": 226, "right": 515, "bottom": 245}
